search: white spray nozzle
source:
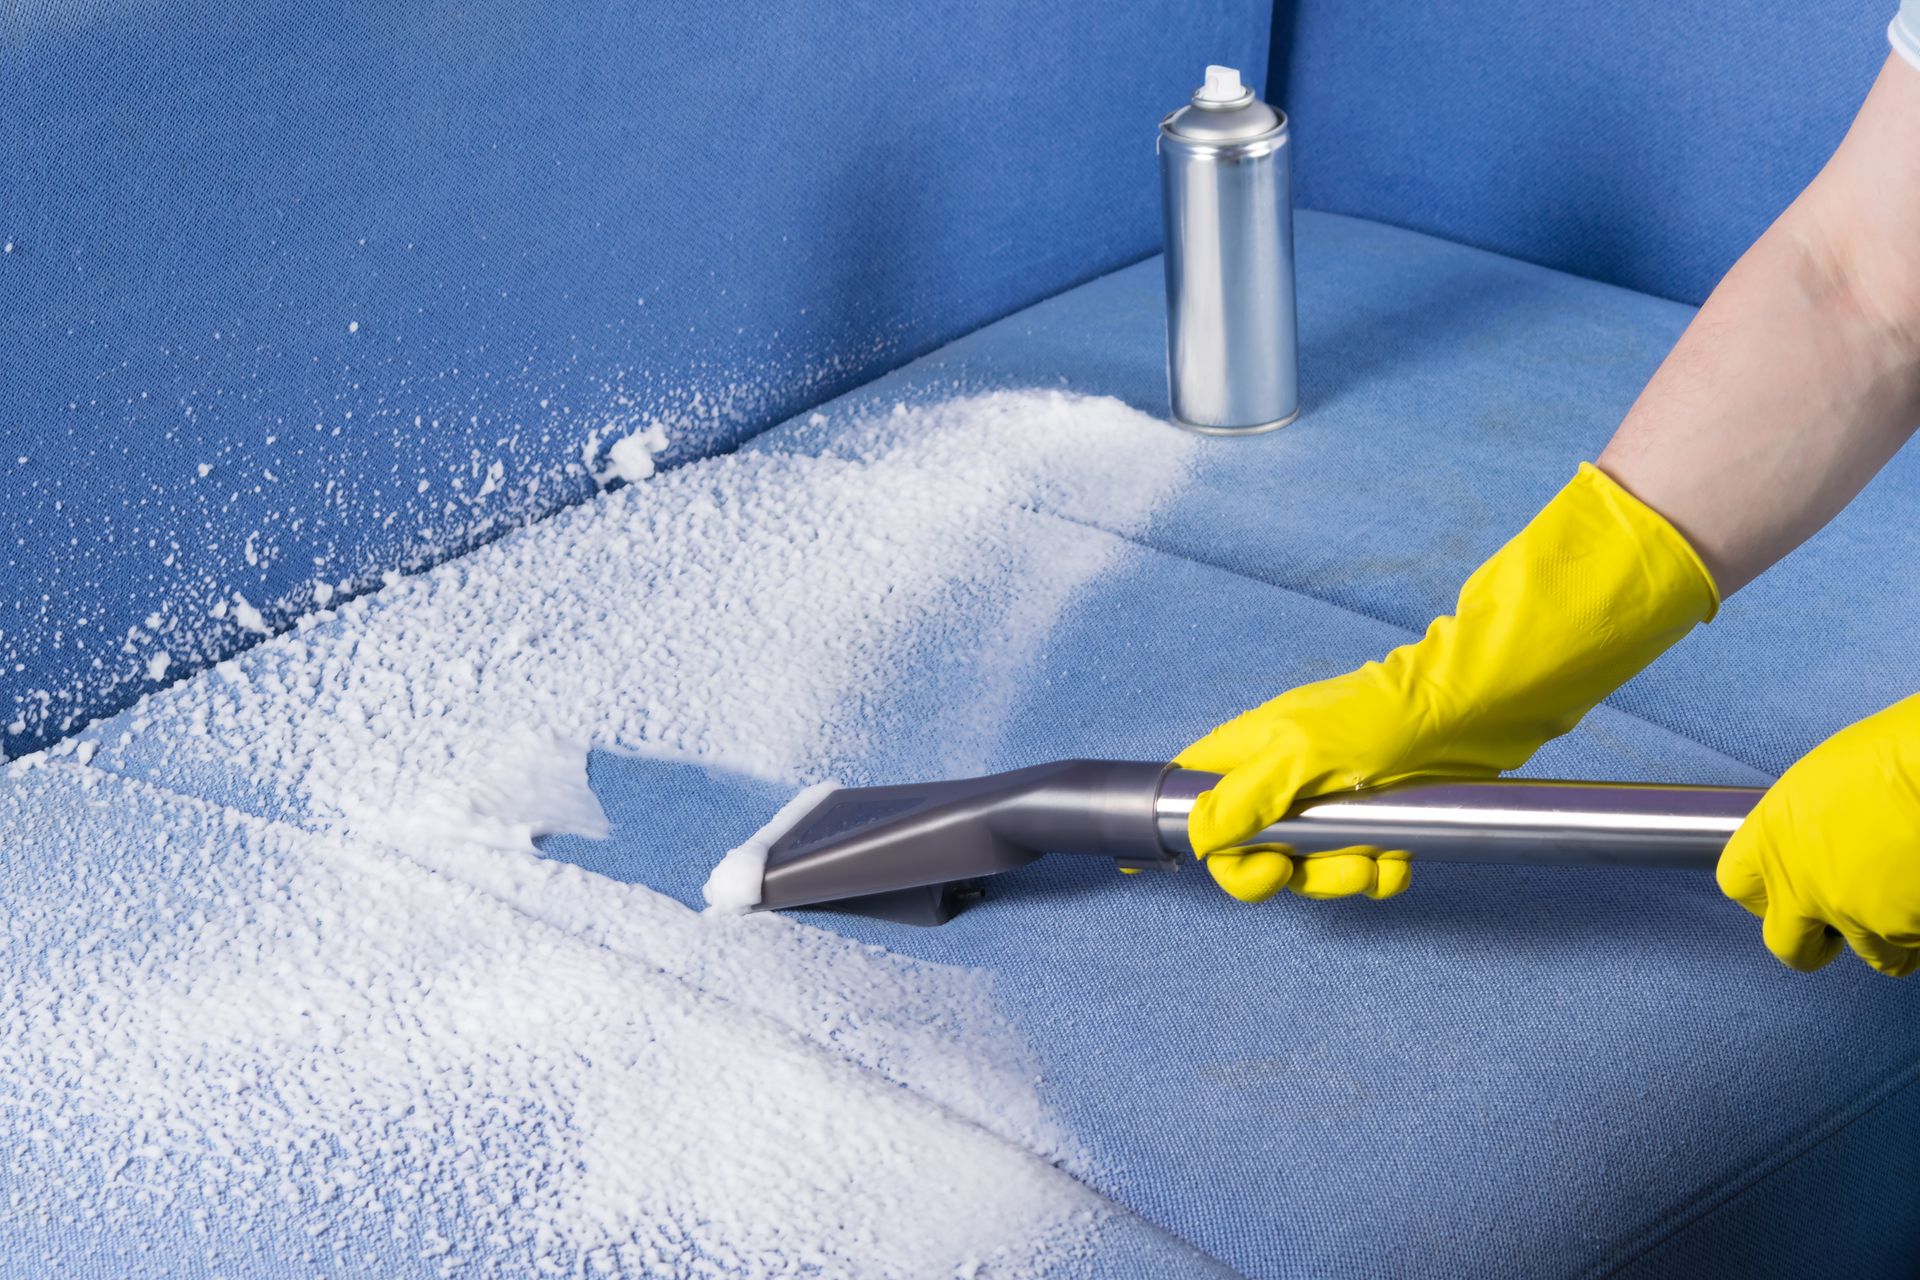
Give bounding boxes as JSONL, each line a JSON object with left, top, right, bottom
{"left": 1197, "top": 65, "right": 1246, "bottom": 103}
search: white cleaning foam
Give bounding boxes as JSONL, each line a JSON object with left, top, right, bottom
{"left": 703, "top": 780, "right": 838, "bottom": 913}
{"left": 600, "top": 422, "right": 670, "bottom": 484}
{"left": 0, "top": 764, "right": 1112, "bottom": 1278}
{"left": 230, "top": 591, "right": 271, "bottom": 635}
{"left": 91, "top": 389, "right": 1195, "bottom": 851}
{"left": 5, "top": 390, "right": 1200, "bottom": 1276}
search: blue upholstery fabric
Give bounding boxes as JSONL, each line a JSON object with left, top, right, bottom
{"left": 0, "top": 0, "right": 1267, "bottom": 758}
{"left": 1609, "top": 1067, "right": 1920, "bottom": 1277}
{"left": 1269, "top": 0, "right": 1893, "bottom": 305}
{"left": 50, "top": 211, "right": 1920, "bottom": 1275}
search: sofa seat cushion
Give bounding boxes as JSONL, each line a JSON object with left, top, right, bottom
{"left": 10, "top": 210, "right": 1920, "bottom": 1278}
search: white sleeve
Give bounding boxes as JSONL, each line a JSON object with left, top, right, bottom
{"left": 1892, "top": 2, "right": 1920, "bottom": 71}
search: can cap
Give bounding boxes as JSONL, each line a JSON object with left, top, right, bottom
{"left": 1163, "top": 65, "right": 1280, "bottom": 142}
{"left": 1196, "top": 65, "right": 1247, "bottom": 104}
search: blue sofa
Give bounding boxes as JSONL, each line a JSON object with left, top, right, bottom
{"left": 6, "top": 1, "right": 1920, "bottom": 1276}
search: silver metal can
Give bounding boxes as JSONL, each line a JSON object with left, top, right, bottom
{"left": 1158, "top": 65, "right": 1298, "bottom": 434}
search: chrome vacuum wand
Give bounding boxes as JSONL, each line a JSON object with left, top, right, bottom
{"left": 754, "top": 760, "right": 1760, "bottom": 926}
{"left": 1154, "top": 769, "right": 1753, "bottom": 870}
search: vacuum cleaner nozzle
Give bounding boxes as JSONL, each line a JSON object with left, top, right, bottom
{"left": 755, "top": 760, "right": 1171, "bottom": 925}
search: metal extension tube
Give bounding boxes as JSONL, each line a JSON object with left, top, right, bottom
{"left": 1155, "top": 769, "right": 1757, "bottom": 871}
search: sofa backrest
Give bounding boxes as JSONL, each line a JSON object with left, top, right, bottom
{"left": 0, "top": 0, "right": 1269, "bottom": 757}
{"left": 1272, "top": 0, "right": 1892, "bottom": 303}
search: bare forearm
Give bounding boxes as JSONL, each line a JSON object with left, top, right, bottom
{"left": 1599, "top": 57, "right": 1920, "bottom": 595}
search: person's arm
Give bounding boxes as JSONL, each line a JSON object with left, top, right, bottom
{"left": 1599, "top": 54, "right": 1920, "bottom": 594}
{"left": 1178, "top": 51, "right": 1920, "bottom": 940}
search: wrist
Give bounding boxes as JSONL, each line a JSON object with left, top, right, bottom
{"left": 1389, "top": 464, "right": 1718, "bottom": 772}
{"left": 1580, "top": 462, "right": 1722, "bottom": 621}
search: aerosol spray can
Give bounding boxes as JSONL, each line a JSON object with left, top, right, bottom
{"left": 1158, "top": 66, "right": 1298, "bottom": 434}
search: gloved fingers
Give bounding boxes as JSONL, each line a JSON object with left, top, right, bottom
{"left": 1836, "top": 926, "right": 1920, "bottom": 979}
{"left": 1367, "top": 851, "right": 1413, "bottom": 900}
{"left": 1204, "top": 846, "right": 1295, "bottom": 903}
{"left": 1187, "top": 760, "right": 1303, "bottom": 856}
{"left": 1713, "top": 837, "right": 1769, "bottom": 920}
{"left": 1761, "top": 904, "right": 1845, "bottom": 972}
{"left": 1288, "top": 848, "right": 1398, "bottom": 900}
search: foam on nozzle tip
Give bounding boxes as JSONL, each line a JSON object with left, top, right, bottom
{"left": 1197, "top": 65, "right": 1245, "bottom": 102}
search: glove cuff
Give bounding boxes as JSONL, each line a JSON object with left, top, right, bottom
{"left": 1379, "top": 462, "right": 1720, "bottom": 775}
{"left": 1571, "top": 462, "right": 1722, "bottom": 622}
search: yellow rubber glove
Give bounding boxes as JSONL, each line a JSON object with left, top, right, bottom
{"left": 1177, "top": 463, "right": 1720, "bottom": 902}
{"left": 1716, "top": 694, "right": 1920, "bottom": 977}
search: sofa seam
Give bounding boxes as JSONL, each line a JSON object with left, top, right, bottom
{"left": 1585, "top": 1051, "right": 1920, "bottom": 1278}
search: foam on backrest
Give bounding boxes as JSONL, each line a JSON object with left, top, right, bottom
{"left": 0, "top": 0, "right": 1270, "bottom": 756}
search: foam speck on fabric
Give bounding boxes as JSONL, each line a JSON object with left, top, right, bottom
{"left": 703, "top": 781, "right": 839, "bottom": 913}
{"left": 601, "top": 422, "right": 671, "bottom": 485}
{"left": 1, "top": 390, "right": 1200, "bottom": 1276}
